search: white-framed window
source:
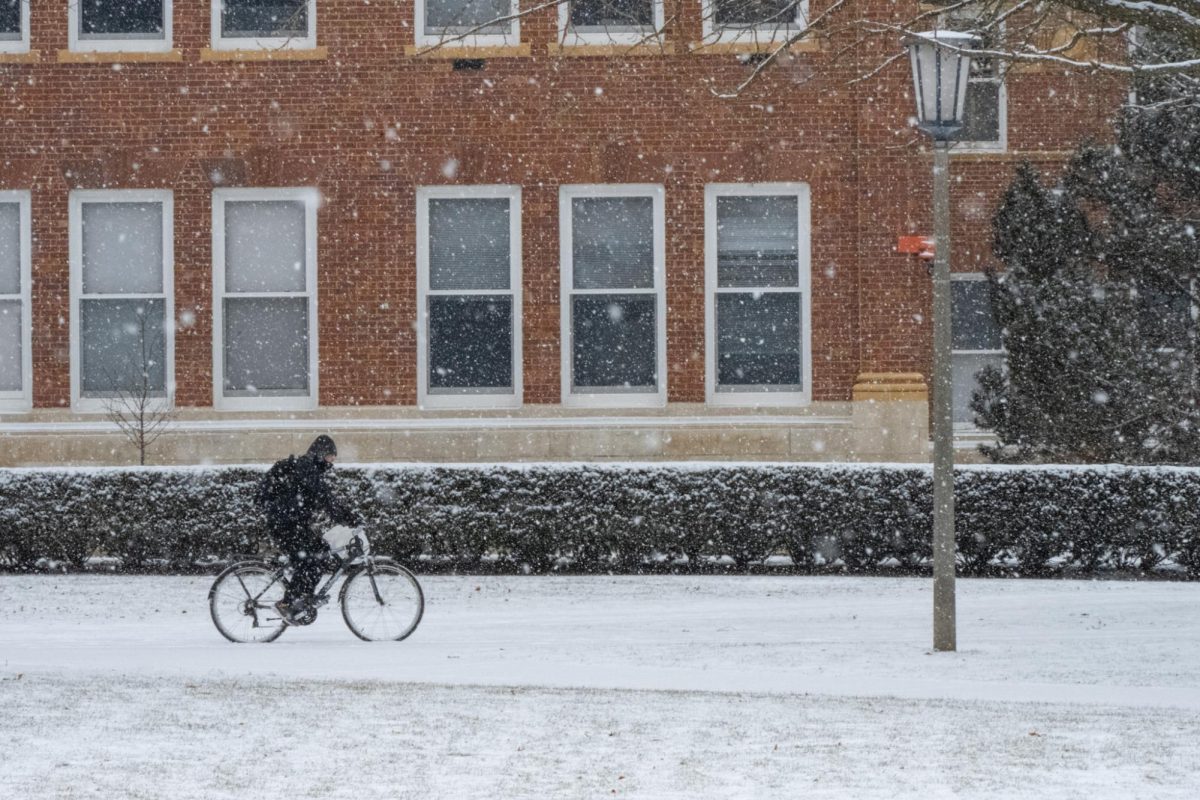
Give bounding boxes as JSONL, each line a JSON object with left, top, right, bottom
{"left": 560, "top": 185, "right": 666, "bottom": 408}
{"left": 705, "top": 183, "right": 811, "bottom": 406}
{"left": 415, "top": 0, "right": 519, "bottom": 48}
{"left": 416, "top": 185, "right": 522, "bottom": 409}
{"left": 69, "top": 0, "right": 172, "bottom": 53}
{"left": 558, "top": 0, "right": 663, "bottom": 46}
{"left": 0, "top": 0, "right": 30, "bottom": 54}
{"left": 213, "top": 188, "right": 319, "bottom": 411}
{"left": 0, "top": 191, "right": 31, "bottom": 412}
{"left": 69, "top": 190, "right": 174, "bottom": 413}
{"left": 700, "top": 0, "right": 807, "bottom": 45}
{"left": 212, "top": 0, "right": 317, "bottom": 51}
{"left": 943, "top": 8, "right": 1007, "bottom": 151}
{"left": 951, "top": 273, "right": 1004, "bottom": 427}
{"left": 1135, "top": 277, "right": 1195, "bottom": 354}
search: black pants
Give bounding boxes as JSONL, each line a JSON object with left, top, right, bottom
{"left": 268, "top": 520, "right": 329, "bottom": 605}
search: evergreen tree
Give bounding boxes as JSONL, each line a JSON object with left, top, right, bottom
{"left": 974, "top": 37, "right": 1200, "bottom": 463}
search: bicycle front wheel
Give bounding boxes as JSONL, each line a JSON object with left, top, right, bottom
{"left": 209, "top": 562, "right": 289, "bottom": 644}
{"left": 340, "top": 562, "right": 424, "bottom": 642}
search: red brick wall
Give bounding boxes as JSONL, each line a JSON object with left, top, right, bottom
{"left": 0, "top": 0, "right": 1124, "bottom": 409}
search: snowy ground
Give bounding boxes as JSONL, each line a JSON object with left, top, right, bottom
{"left": 2, "top": 575, "right": 1199, "bottom": 798}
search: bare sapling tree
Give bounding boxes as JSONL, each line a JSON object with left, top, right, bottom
{"left": 102, "top": 308, "right": 175, "bottom": 466}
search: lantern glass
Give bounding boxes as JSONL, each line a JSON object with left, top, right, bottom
{"left": 908, "top": 30, "right": 978, "bottom": 140}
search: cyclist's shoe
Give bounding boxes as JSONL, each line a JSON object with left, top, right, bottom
{"left": 274, "top": 600, "right": 301, "bottom": 625}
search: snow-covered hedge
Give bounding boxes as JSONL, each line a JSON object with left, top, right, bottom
{"left": 2, "top": 463, "right": 1199, "bottom": 576}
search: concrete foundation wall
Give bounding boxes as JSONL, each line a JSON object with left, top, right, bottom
{"left": 0, "top": 374, "right": 957, "bottom": 467}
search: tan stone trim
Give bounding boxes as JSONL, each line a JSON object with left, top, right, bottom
{"left": 0, "top": 51, "right": 41, "bottom": 64}
{"left": 57, "top": 49, "right": 184, "bottom": 64}
{"left": 688, "top": 38, "right": 822, "bottom": 55}
{"left": 852, "top": 372, "right": 929, "bottom": 402}
{"left": 404, "top": 44, "right": 532, "bottom": 59}
{"left": 950, "top": 150, "right": 1074, "bottom": 162}
{"left": 546, "top": 42, "right": 676, "bottom": 57}
{"left": 199, "top": 46, "right": 329, "bottom": 62}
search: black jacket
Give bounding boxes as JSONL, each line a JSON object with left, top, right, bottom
{"left": 261, "top": 452, "right": 358, "bottom": 529}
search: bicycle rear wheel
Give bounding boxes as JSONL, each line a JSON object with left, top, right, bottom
{"left": 340, "top": 562, "right": 424, "bottom": 642}
{"left": 209, "top": 562, "right": 289, "bottom": 643}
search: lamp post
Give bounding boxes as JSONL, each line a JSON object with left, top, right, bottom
{"left": 906, "top": 30, "right": 977, "bottom": 653}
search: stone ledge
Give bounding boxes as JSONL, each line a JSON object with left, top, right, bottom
{"left": 404, "top": 43, "right": 532, "bottom": 59}
{"left": 546, "top": 42, "right": 676, "bottom": 57}
{"left": 852, "top": 372, "right": 928, "bottom": 402}
{"left": 0, "top": 50, "right": 40, "bottom": 64}
{"left": 199, "top": 46, "right": 328, "bottom": 62}
{"left": 57, "top": 49, "right": 184, "bottom": 64}
{"left": 688, "top": 38, "right": 822, "bottom": 55}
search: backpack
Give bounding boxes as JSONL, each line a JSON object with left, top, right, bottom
{"left": 254, "top": 456, "right": 299, "bottom": 514}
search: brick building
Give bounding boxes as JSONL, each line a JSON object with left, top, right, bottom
{"left": 0, "top": 0, "right": 1124, "bottom": 465}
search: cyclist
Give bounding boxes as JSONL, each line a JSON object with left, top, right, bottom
{"left": 255, "top": 435, "right": 361, "bottom": 623}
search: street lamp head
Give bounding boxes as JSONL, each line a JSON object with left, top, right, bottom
{"left": 907, "top": 30, "right": 979, "bottom": 142}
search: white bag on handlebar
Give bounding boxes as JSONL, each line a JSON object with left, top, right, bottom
{"left": 323, "top": 525, "right": 368, "bottom": 555}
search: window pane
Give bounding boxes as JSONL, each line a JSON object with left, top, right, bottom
{"left": 428, "top": 295, "right": 512, "bottom": 391}
{"left": 80, "top": 299, "right": 166, "bottom": 395}
{"left": 716, "top": 291, "right": 801, "bottom": 389}
{"left": 1137, "top": 280, "right": 1192, "bottom": 350}
{"left": 429, "top": 198, "right": 511, "bottom": 291}
{"left": 80, "top": 0, "right": 164, "bottom": 38}
{"left": 81, "top": 202, "right": 164, "bottom": 295}
{"left": 572, "top": 294, "right": 656, "bottom": 390}
{"left": 223, "top": 297, "right": 309, "bottom": 395}
{"left": 957, "top": 81, "right": 1001, "bottom": 144}
{"left": 0, "top": 0, "right": 20, "bottom": 40}
{"left": 425, "top": 0, "right": 511, "bottom": 35}
{"left": 953, "top": 352, "right": 1003, "bottom": 424}
{"left": 0, "top": 202, "right": 19, "bottom": 294}
{"left": 572, "top": 197, "right": 654, "bottom": 290}
{"left": 716, "top": 195, "right": 799, "bottom": 288}
{"left": 225, "top": 200, "right": 307, "bottom": 294}
{"left": 570, "top": 0, "right": 654, "bottom": 30}
{"left": 0, "top": 300, "right": 20, "bottom": 392}
{"left": 714, "top": 0, "right": 798, "bottom": 28}
{"left": 951, "top": 280, "right": 1002, "bottom": 350}
{"left": 222, "top": 0, "right": 308, "bottom": 38}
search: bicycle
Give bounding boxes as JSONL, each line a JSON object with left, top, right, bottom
{"left": 208, "top": 527, "right": 424, "bottom": 643}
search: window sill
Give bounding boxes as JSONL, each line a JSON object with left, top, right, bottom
{"left": 404, "top": 43, "right": 531, "bottom": 59}
{"left": 547, "top": 42, "right": 675, "bottom": 57}
{"left": 949, "top": 149, "right": 1071, "bottom": 162}
{"left": 57, "top": 49, "right": 183, "bottom": 64}
{"left": 688, "top": 38, "right": 821, "bottom": 55}
{"left": 0, "top": 50, "right": 39, "bottom": 63}
{"left": 199, "top": 46, "right": 328, "bottom": 62}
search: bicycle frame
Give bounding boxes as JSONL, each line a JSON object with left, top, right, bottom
{"left": 229, "top": 548, "right": 381, "bottom": 625}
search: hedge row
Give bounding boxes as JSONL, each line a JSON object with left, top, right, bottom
{"left": 2, "top": 463, "right": 1199, "bottom": 576}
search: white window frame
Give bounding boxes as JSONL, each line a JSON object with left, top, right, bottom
{"left": 211, "top": 0, "right": 317, "bottom": 51}
{"left": 700, "top": 0, "right": 808, "bottom": 45}
{"left": 212, "top": 187, "right": 319, "bottom": 412}
{"left": 951, "top": 272, "right": 1004, "bottom": 430}
{"left": 69, "top": 189, "right": 175, "bottom": 414}
{"left": 942, "top": 7, "right": 1007, "bottom": 153}
{"left": 0, "top": 0, "right": 30, "bottom": 54}
{"left": 953, "top": 70, "right": 1007, "bottom": 153}
{"left": 557, "top": 0, "right": 664, "bottom": 47}
{"left": 559, "top": 184, "right": 666, "bottom": 408}
{"left": 414, "top": 0, "right": 520, "bottom": 48}
{"left": 704, "top": 182, "right": 811, "bottom": 407}
{"left": 69, "top": 0, "right": 173, "bottom": 53}
{"left": 0, "top": 190, "right": 31, "bottom": 412}
{"left": 416, "top": 185, "right": 523, "bottom": 410}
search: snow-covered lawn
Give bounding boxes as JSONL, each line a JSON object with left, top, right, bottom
{"left": 2, "top": 575, "right": 1199, "bottom": 798}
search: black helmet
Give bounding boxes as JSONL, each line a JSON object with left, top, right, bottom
{"left": 306, "top": 435, "right": 337, "bottom": 460}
